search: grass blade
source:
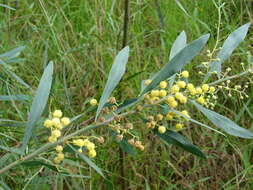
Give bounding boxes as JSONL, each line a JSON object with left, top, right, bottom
{"left": 0, "top": 180, "right": 12, "bottom": 190}
{"left": 145, "top": 179, "right": 151, "bottom": 190}
{"left": 0, "top": 3, "right": 15, "bottom": 10}
{"left": 96, "top": 46, "right": 129, "bottom": 120}
{"left": 4, "top": 66, "right": 31, "bottom": 89}
{"left": 21, "top": 62, "right": 54, "bottom": 151}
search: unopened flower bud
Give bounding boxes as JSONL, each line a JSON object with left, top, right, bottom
{"left": 125, "top": 123, "right": 133, "bottom": 129}
{"left": 98, "top": 137, "right": 105, "bottom": 144}
{"left": 128, "top": 138, "right": 135, "bottom": 145}
{"left": 109, "top": 97, "right": 117, "bottom": 104}
{"left": 116, "top": 134, "right": 124, "bottom": 141}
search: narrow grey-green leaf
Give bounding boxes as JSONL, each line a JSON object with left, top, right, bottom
{"left": 21, "top": 62, "right": 54, "bottom": 151}
{"left": 169, "top": 31, "right": 187, "bottom": 60}
{"left": 171, "top": 109, "right": 226, "bottom": 136}
{"left": 21, "top": 161, "right": 60, "bottom": 173}
{"left": 191, "top": 100, "right": 253, "bottom": 139}
{"left": 96, "top": 46, "right": 129, "bottom": 120}
{"left": 155, "top": 129, "right": 206, "bottom": 158}
{"left": 0, "top": 145, "right": 23, "bottom": 154}
{"left": 0, "top": 46, "right": 25, "bottom": 59}
{"left": 142, "top": 34, "right": 209, "bottom": 95}
{"left": 0, "top": 95, "right": 29, "bottom": 101}
{"left": 210, "top": 23, "right": 250, "bottom": 77}
{"left": 168, "top": 31, "right": 187, "bottom": 88}
{"left": 70, "top": 145, "right": 105, "bottom": 178}
{"left": 0, "top": 3, "right": 16, "bottom": 10}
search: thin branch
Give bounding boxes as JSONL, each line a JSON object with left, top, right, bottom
{"left": 208, "top": 70, "right": 251, "bottom": 86}
{"left": 0, "top": 111, "right": 134, "bottom": 175}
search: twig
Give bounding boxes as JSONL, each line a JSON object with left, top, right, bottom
{"left": 120, "top": 0, "right": 129, "bottom": 189}
{"left": 122, "top": 0, "right": 129, "bottom": 49}
{"left": 208, "top": 70, "right": 251, "bottom": 86}
{"left": 0, "top": 111, "right": 134, "bottom": 175}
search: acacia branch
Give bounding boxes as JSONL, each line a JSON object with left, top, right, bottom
{"left": 0, "top": 111, "right": 134, "bottom": 175}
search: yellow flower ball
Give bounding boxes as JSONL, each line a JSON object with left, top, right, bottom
{"left": 179, "top": 96, "right": 187, "bottom": 104}
{"left": 187, "top": 83, "right": 195, "bottom": 91}
{"left": 197, "top": 96, "right": 205, "bottom": 104}
{"left": 209, "top": 86, "right": 216, "bottom": 93}
{"left": 166, "top": 112, "right": 174, "bottom": 120}
{"left": 175, "top": 123, "right": 184, "bottom": 130}
{"left": 53, "top": 110, "right": 62, "bottom": 118}
{"left": 83, "top": 139, "right": 90, "bottom": 146}
{"left": 55, "top": 145, "right": 63, "bottom": 152}
{"left": 159, "top": 90, "right": 167, "bottom": 97}
{"left": 52, "top": 118, "right": 61, "bottom": 126}
{"left": 169, "top": 100, "right": 178, "bottom": 108}
{"left": 88, "top": 149, "right": 97, "bottom": 158}
{"left": 48, "top": 136, "right": 57, "bottom": 143}
{"left": 90, "top": 98, "right": 98, "bottom": 106}
{"left": 159, "top": 81, "right": 167, "bottom": 89}
{"left": 189, "top": 88, "right": 197, "bottom": 95}
{"left": 57, "top": 153, "right": 64, "bottom": 160}
{"left": 144, "top": 79, "right": 152, "bottom": 86}
{"left": 86, "top": 142, "right": 95, "bottom": 150}
{"left": 175, "top": 92, "right": 183, "bottom": 100}
{"left": 158, "top": 126, "right": 166, "bottom": 134}
{"left": 150, "top": 90, "right": 160, "bottom": 97}
{"left": 44, "top": 119, "right": 53, "bottom": 128}
{"left": 73, "top": 139, "right": 85, "bottom": 147}
{"left": 181, "top": 70, "right": 189, "bottom": 78}
{"left": 201, "top": 84, "right": 209, "bottom": 92}
{"left": 167, "top": 96, "right": 175, "bottom": 103}
{"left": 195, "top": 87, "right": 203, "bottom": 94}
{"left": 171, "top": 85, "right": 180, "bottom": 94}
{"left": 177, "top": 81, "right": 186, "bottom": 88}
{"left": 55, "top": 124, "right": 63, "bottom": 130}
{"left": 53, "top": 157, "right": 62, "bottom": 164}
{"left": 156, "top": 114, "right": 163, "bottom": 121}
{"left": 51, "top": 130, "right": 61, "bottom": 138}
{"left": 61, "top": 117, "right": 70, "bottom": 126}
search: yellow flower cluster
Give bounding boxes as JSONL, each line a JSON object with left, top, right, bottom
{"left": 53, "top": 145, "right": 64, "bottom": 164}
{"left": 142, "top": 70, "right": 218, "bottom": 131}
{"left": 43, "top": 110, "right": 71, "bottom": 143}
{"left": 43, "top": 110, "right": 71, "bottom": 164}
{"left": 73, "top": 139, "right": 97, "bottom": 158}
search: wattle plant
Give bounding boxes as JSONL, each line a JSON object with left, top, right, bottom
{"left": 0, "top": 23, "right": 252, "bottom": 182}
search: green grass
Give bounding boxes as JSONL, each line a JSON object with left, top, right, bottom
{"left": 0, "top": 0, "right": 253, "bottom": 189}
